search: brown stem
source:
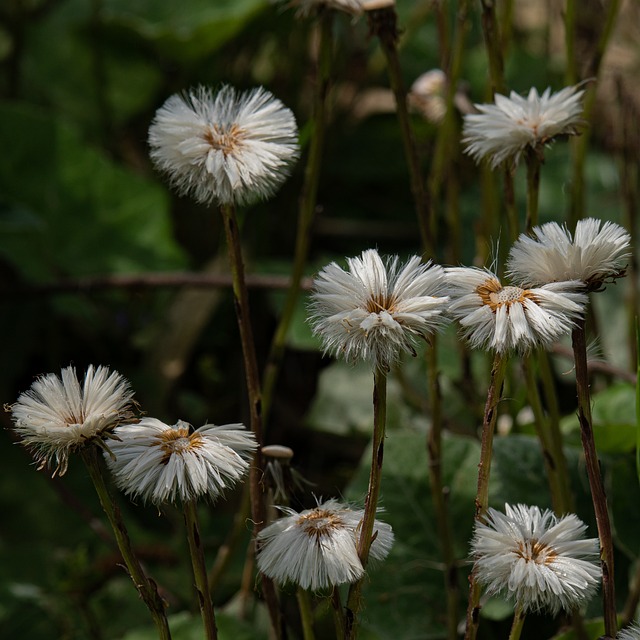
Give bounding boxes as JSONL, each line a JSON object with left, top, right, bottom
{"left": 80, "top": 447, "right": 171, "bottom": 640}
{"left": 464, "top": 352, "right": 508, "bottom": 640}
{"left": 219, "top": 203, "right": 281, "bottom": 637}
{"left": 571, "top": 321, "right": 617, "bottom": 637}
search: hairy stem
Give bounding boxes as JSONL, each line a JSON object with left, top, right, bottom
{"left": 572, "top": 321, "right": 617, "bottom": 637}
{"left": 464, "top": 352, "right": 508, "bottom": 640}
{"left": 184, "top": 500, "right": 217, "bottom": 639}
{"left": 345, "top": 367, "right": 388, "bottom": 639}
{"left": 508, "top": 604, "right": 526, "bottom": 640}
{"left": 220, "top": 203, "right": 281, "bottom": 637}
{"left": 80, "top": 447, "right": 171, "bottom": 640}
{"left": 297, "top": 588, "right": 316, "bottom": 640}
{"left": 525, "top": 149, "right": 541, "bottom": 233}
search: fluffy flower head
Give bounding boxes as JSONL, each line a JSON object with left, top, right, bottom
{"left": 463, "top": 85, "right": 584, "bottom": 168}
{"left": 284, "top": 0, "right": 363, "bottom": 17}
{"left": 507, "top": 218, "right": 631, "bottom": 290}
{"left": 618, "top": 624, "right": 640, "bottom": 640}
{"left": 256, "top": 499, "right": 393, "bottom": 591}
{"left": 446, "top": 267, "right": 586, "bottom": 353}
{"left": 472, "top": 504, "right": 601, "bottom": 614}
{"left": 11, "top": 365, "right": 134, "bottom": 476}
{"left": 309, "top": 249, "right": 449, "bottom": 369}
{"left": 149, "top": 85, "right": 299, "bottom": 206}
{"left": 106, "top": 418, "right": 257, "bottom": 504}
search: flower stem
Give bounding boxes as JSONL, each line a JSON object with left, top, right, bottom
{"left": 479, "top": 0, "right": 506, "bottom": 96}
{"left": 261, "top": 10, "right": 333, "bottom": 425}
{"left": 426, "top": 343, "right": 459, "bottom": 640}
{"left": 464, "top": 351, "right": 508, "bottom": 640}
{"left": 571, "top": 319, "right": 617, "bottom": 638}
{"left": 331, "top": 587, "right": 346, "bottom": 638}
{"left": 80, "top": 446, "right": 171, "bottom": 640}
{"left": 367, "top": 4, "right": 433, "bottom": 255}
{"left": 345, "top": 367, "right": 388, "bottom": 639}
{"left": 525, "top": 149, "right": 541, "bottom": 233}
{"left": 507, "top": 604, "right": 526, "bottom": 640}
{"left": 183, "top": 500, "right": 217, "bottom": 639}
{"left": 297, "top": 588, "right": 316, "bottom": 640}
{"left": 219, "top": 202, "right": 281, "bottom": 637}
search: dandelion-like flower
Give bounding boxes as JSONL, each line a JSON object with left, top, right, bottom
{"left": 106, "top": 418, "right": 257, "bottom": 504}
{"left": 471, "top": 504, "right": 601, "bottom": 614}
{"left": 618, "top": 623, "right": 640, "bottom": 640}
{"left": 11, "top": 365, "right": 134, "bottom": 476}
{"left": 507, "top": 218, "right": 631, "bottom": 291}
{"left": 409, "top": 69, "right": 447, "bottom": 124}
{"left": 148, "top": 85, "right": 299, "bottom": 206}
{"left": 446, "top": 267, "right": 587, "bottom": 353}
{"left": 309, "top": 249, "right": 449, "bottom": 369}
{"left": 462, "top": 85, "right": 585, "bottom": 169}
{"left": 256, "top": 499, "right": 393, "bottom": 591}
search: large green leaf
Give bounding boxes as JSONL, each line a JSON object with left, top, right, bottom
{"left": 0, "top": 103, "right": 185, "bottom": 281}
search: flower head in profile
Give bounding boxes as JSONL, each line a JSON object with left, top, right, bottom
{"left": 149, "top": 85, "right": 299, "bottom": 206}
{"left": 256, "top": 499, "right": 393, "bottom": 591}
{"left": 11, "top": 365, "right": 134, "bottom": 476}
{"left": 507, "top": 218, "right": 631, "bottom": 291}
{"left": 463, "top": 85, "right": 585, "bottom": 169}
{"left": 446, "top": 267, "right": 586, "bottom": 353}
{"left": 106, "top": 418, "right": 257, "bottom": 504}
{"left": 618, "top": 623, "right": 640, "bottom": 640}
{"left": 471, "top": 504, "right": 601, "bottom": 614}
{"left": 309, "top": 249, "right": 449, "bottom": 369}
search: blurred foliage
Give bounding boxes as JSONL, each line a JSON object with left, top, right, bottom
{"left": 1, "top": 0, "right": 638, "bottom": 638}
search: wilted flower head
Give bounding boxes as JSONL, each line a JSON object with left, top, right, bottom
{"left": 463, "top": 85, "right": 585, "bottom": 169}
{"left": 507, "top": 218, "right": 631, "bottom": 291}
{"left": 471, "top": 504, "right": 601, "bottom": 614}
{"left": 148, "top": 85, "right": 299, "bottom": 206}
{"left": 446, "top": 267, "right": 586, "bottom": 353}
{"left": 11, "top": 365, "right": 134, "bottom": 476}
{"left": 106, "top": 418, "right": 257, "bottom": 504}
{"left": 310, "top": 249, "right": 449, "bottom": 369}
{"left": 618, "top": 623, "right": 640, "bottom": 640}
{"left": 256, "top": 499, "right": 393, "bottom": 590}
{"left": 409, "top": 69, "right": 447, "bottom": 123}
{"left": 262, "top": 444, "right": 311, "bottom": 502}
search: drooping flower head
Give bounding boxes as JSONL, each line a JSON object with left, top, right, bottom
{"left": 256, "top": 499, "right": 393, "bottom": 591}
{"left": 618, "top": 623, "right": 640, "bottom": 640}
{"left": 507, "top": 218, "right": 631, "bottom": 291}
{"left": 471, "top": 504, "right": 601, "bottom": 614}
{"left": 310, "top": 249, "right": 449, "bottom": 369}
{"left": 409, "top": 69, "right": 447, "bottom": 124}
{"left": 463, "top": 85, "right": 585, "bottom": 169}
{"left": 149, "top": 85, "right": 299, "bottom": 206}
{"left": 106, "top": 418, "right": 257, "bottom": 504}
{"left": 446, "top": 267, "right": 587, "bottom": 353}
{"left": 11, "top": 365, "right": 135, "bottom": 476}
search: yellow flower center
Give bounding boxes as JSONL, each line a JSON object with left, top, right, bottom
{"left": 157, "top": 425, "right": 203, "bottom": 464}
{"left": 203, "top": 123, "right": 245, "bottom": 156}
{"left": 515, "top": 538, "right": 557, "bottom": 565}
{"left": 297, "top": 509, "right": 344, "bottom": 542}
{"left": 476, "top": 278, "right": 537, "bottom": 311}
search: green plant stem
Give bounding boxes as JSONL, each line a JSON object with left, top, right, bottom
{"left": 522, "top": 355, "right": 570, "bottom": 514}
{"left": 331, "top": 587, "right": 346, "bottom": 639}
{"left": 564, "top": 0, "right": 577, "bottom": 85}
{"left": 367, "top": 5, "right": 433, "bottom": 255}
{"left": 80, "top": 447, "right": 171, "bottom": 640}
{"left": 219, "top": 202, "right": 281, "bottom": 637}
{"left": 261, "top": 10, "right": 333, "bottom": 425}
{"left": 568, "top": 0, "right": 622, "bottom": 228}
{"left": 427, "top": 342, "right": 458, "bottom": 640}
{"left": 503, "top": 170, "right": 518, "bottom": 256}
{"left": 464, "top": 352, "right": 508, "bottom": 640}
{"left": 479, "top": 0, "right": 506, "bottom": 96}
{"left": 508, "top": 605, "right": 526, "bottom": 640}
{"left": 184, "top": 500, "right": 217, "bottom": 639}
{"left": 345, "top": 367, "right": 388, "bottom": 639}
{"left": 525, "top": 149, "right": 541, "bottom": 233}
{"left": 297, "top": 588, "right": 316, "bottom": 640}
{"left": 571, "top": 320, "right": 617, "bottom": 638}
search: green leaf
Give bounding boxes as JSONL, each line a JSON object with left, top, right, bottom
{"left": 0, "top": 102, "right": 185, "bottom": 281}
{"left": 561, "top": 383, "right": 637, "bottom": 453}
